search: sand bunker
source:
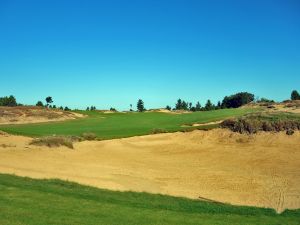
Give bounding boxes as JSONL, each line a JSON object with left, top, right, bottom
{"left": 0, "top": 129, "right": 299, "bottom": 213}
{"left": 182, "top": 120, "right": 223, "bottom": 127}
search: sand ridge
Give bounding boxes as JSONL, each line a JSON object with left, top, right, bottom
{"left": 0, "top": 106, "right": 85, "bottom": 125}
{"left": 0, "top": 129, "right": 300, "bottom": 213}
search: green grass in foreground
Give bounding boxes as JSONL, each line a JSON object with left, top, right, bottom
{"left": 0, "top": 174, "right": 299, "bottom": 225}
{"left": 0, "top": 108, "right": 255, "bottom": 139}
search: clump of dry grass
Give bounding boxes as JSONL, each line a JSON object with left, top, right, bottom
{"left": 30, "top": 136, "right": 74, "bottom": 149}
{"left": 0, "top": 130, "right": 8, "bottom": 136}
{"left": 30, "top": 132, "right": 99, "bottom": 149}
{"left": 151, "top": 128, "right": 167, "bottom": 134}
{"left": 0, "top": 143, "right": 16, "bottom": 148}
{"left": 81, "top": 132, "right": 97, "bottom": 140}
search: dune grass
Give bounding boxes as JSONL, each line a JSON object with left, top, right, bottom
{"left": 0, "top": 173, "right": 299, "bottom": 225}
{"left": 0, "top": 108, "right": 255, "bottom": 139}
{"left": 221, "top": 112, "right": 300, "bottom": 134}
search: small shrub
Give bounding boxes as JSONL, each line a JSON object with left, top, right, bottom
{"left": 286, "top": 129, "right": 295, "bottom": 136}
{"left": 81, "top": 132, "right": 97, "bottom": 140}
{"left": 0, "top": 143, "right": 16, "bottom": 148}
{"left": 151, "top": 128, "right": 167, "bottom": 134}
{"left": 220, "top": 119, "right": 236, "bottom": 130}
{"left": 262, "top": 121, "right": 275, "bottom": 132}
{"left": 30, "top": 136, "right": 74, "bottom": 149}
{"left": 69, "top": 136, "right": 84, "bottom": 142}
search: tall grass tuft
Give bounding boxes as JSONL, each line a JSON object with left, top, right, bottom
{"left": 30, "top": 136, "right": 74, "bottom": 149}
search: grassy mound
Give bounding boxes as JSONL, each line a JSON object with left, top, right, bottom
{"left": 0, "top": 173, "right": 299, "bottom": 225}
{"left": 221, "top": 112, "right": 300, "bottom": 134}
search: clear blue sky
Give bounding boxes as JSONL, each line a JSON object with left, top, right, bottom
{"left": 0, "top": 0, "right": 299, "bottom": 110}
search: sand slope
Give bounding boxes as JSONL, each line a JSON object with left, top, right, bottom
{"left": 0, "top": 106, "right": 84, "bottom": 125}
{"left": 0, "top": 129, "right": 299, "bottom": 213}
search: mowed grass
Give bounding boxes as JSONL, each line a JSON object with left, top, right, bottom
{"left": 0, "top": 174, "right": 299, "bottom": 225}
{"left": 0, "top": 108, "right": 255, "bottom": 139}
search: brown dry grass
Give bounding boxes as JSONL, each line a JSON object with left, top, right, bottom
{"left": 244, "top": 100, "right": 300, "bottom": 114}
{"left": 30, "top": 136, "right": 74, "bottom": 149}
{"left": 0, "top": 106, "right": 84, "bottom": 125}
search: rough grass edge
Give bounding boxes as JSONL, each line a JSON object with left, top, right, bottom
{"left": 30, "top": 132, "right": 98, "bottom": 149}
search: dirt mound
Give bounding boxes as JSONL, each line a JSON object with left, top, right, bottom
{"left": 0, "top": 130, "right": 299, "bottom": 212}
{"left": 244, "top": 100, "right": 300, "bottom": 114}
{"left": 0, "top": 106, "right": 84, "bottom": 124}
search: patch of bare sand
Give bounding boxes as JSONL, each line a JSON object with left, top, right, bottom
{"left": 182, "top": 120, "right": 223, "bottom": 127}
{"left": 0, "top": 130, "right": 300, "bottom": 213}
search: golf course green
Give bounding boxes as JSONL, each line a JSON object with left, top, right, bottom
{"left": 0, "top": 108, "right": 255, "bottom": 139}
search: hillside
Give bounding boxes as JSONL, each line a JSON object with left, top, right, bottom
{"left": 0, "top": 106, "right": 84, "bottom": 125}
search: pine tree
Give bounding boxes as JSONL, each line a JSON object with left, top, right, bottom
{"left": 205, "top": 100, "right": 213, "bottom": 111}
{"left": 137, "top": 99, "right": 145, "bottom": 112}
{"left": 291, "top": 90, "right": 300, "bottom": 100}
{"left": 195, "top": 101, "right": 201, "bottom": 111}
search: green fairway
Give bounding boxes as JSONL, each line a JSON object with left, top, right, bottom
{"left": 0, "top": 174, "right": 299, "bottom": 225}
{"left": 0, "top": 108, "right": 255, "bottom": 139}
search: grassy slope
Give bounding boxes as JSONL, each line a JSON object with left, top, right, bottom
{"left": 0, "top": 108, "right": 255, "bottom": 139}
{"left": 0, "top": 174, "right": 299, "bottom": 225}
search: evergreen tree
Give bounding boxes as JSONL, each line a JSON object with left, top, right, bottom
{"left": 175, "top": 99, "right": 182, "bottom": 110}
{"left": 137, "top": 99, "right": 145, "bottom": 112}
{"left": 291, "top": 90, "right": 300, "bottom": 100}
{"left": 195, "top": 101, "right": 201, "bottom": 111}
{"left": 36, "top": 101, "right": 44, "bottom": 107}
{"left": 0, "top": 95, "right": 17, "bottom": 107}
{"left": 188, "top": 102, "right": 192, "bottom": 111}
{"left": 45, "top": 96, "right": 53, "bottom": 107}
{"left": 205, "top": 100, "right": 214, "bottom": 111}
{"left": 221, "top": 92, "right": 254, "bottom": 108}
{"left": 182, "top": 101, "right": 188, "bottom": 110}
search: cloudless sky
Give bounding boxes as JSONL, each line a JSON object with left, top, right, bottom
{"left": 0, "top": 0, "right": 299, "bottom": 110}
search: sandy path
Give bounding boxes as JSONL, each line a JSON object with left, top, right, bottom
{"left": 0, "top": 130, "right": 300, "bottom": 213}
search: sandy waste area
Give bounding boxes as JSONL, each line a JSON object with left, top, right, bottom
{"left": 0, "top": 129, "right": 299, "bottom": 213}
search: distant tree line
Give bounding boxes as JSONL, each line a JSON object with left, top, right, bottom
{"left": 172, "top": 99, "right": 220, "bottom": 111}
{"left": 86, "top": 106, "right": 96, "bottom": 111}
{"left": 0, "top": 95, "right": 17, "bottom": 106}
{"left": 168, "top": 92, "right": 255, "bottom": 112}
{"left": 2, "top": 90, "right": 299, "bottom": 112}
{"left": 35, "top": 96, "right": 71, "bottom": 111}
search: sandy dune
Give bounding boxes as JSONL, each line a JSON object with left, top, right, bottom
{"left": 0, "top": 106, "right": 84, "bottom": 125}
{"left": 0, "top": 129, "right": 300, "bottom": 213}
